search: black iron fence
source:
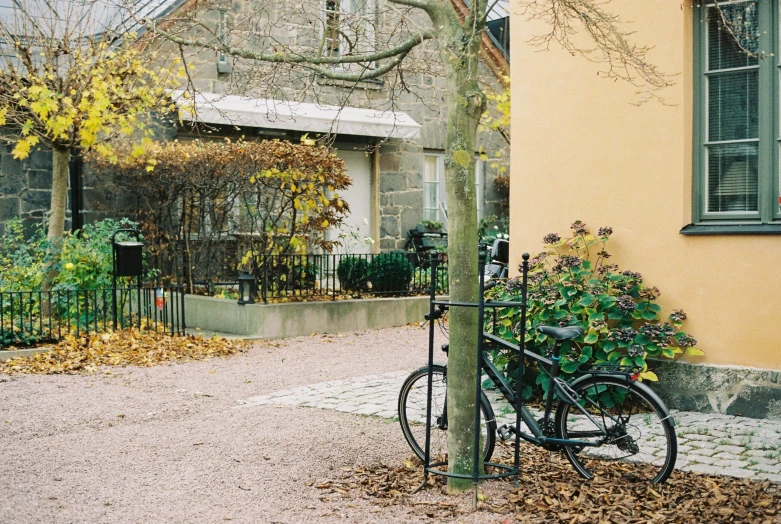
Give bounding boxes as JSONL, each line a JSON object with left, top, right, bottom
{"left": 0, "top": 286, "right": 186, "bottom": 349}
{"left": 234, "top": 252, "right": 448, "bottom": 303}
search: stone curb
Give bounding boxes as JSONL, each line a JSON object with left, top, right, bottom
{"left": 0, "top": 346, "right": 53, "bottom": 362}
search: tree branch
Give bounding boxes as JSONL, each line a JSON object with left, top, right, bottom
{"left": 387, "top": 0, "right": 435, "bottom": 15}
{"left": 519, "top": 0, "right": 675, "bottom": 101}
{"left": 145, "top": 19, "right": 434, "bottom": 66}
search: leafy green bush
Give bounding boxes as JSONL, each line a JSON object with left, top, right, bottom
{"left": 412, "top": 264, "right": 448, "bottom": 294}
{"left": 337, "top": 256, "right": 370, "bottom": 292}
{"left": 370, "top": 252, "right": 413, "bottom": 293}
{"left": 486, "top": 221, "right": 701, "bottom": 398}
{"left": 261, "top": 257, "right": 318, "bottom": 292}
{"left": 0, "top": 327, "right": 41, "bottom": 348}
{"left": 0, "top": 218, "right": 144, "bottom": 347}
{"left": 0, "top": 217, "right": 143, "bottom": 293}
{"left": 0, "top": 218, "right": 52, "bottom": 291}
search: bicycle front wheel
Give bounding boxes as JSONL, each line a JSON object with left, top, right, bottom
{"left": 398, "top": 365, "right": 496, "bottom": 463}
{"left": 555, "top": 375, "right": 677, "bottom": 484}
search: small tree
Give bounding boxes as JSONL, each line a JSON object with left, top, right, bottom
{"left": 137, "top": 0, "right": 675, "bottom": 492}
{"left": 0, "top": 1, "right": 179, "bottom": 242}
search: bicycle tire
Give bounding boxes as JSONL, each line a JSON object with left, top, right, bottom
{"left": 554, "top": 375, "right": 677, "bottom": 484}
{"left": 398, "top": 364, "right": 496, "bottom": 463}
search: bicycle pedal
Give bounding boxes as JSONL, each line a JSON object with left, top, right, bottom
{"left": 497, "top": 424, "right": 516, "bottom": 441}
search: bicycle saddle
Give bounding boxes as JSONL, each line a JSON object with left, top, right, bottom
{"left": 537, "top": 325, "right": 584, "bottom": 341}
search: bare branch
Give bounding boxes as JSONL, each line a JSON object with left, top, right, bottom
{"left": 519, "top": 0, "right": 676, "bottom": 101}
{"left": 145, "top": 19, "right": 434, "bottom": 66}
{"left": 386, "top": 0, "right": 434, "bottom": 14}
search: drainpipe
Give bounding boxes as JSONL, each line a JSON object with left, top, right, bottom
{"left": 370, "top": 146, "right": 381, "bottom": 254}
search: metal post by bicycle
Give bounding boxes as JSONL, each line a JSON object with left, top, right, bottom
{"left": 417, "top": 248, "right": 530, "bottom": 504}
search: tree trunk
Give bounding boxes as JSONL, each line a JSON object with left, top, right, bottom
{"left": 434, "top": 6, "right": 487, "bottom": 493}
{"left": 48, "top": 146, "right": 71, "bottom": 241}
{"left": 42, "top": 145, "right": 71, "bottom": 293}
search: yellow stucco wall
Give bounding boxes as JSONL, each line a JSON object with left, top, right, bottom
{"left": 510, "top": 1, "right": 781, "bottom": 369}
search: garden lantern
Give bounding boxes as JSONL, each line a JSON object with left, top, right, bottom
{"left": 114, "top": 241, "right": 144, "bottom": 277}
{"left": 111, "top": 228, "right": 144, "bottom": 330}
{"left": 111, "top": 228, "right": 144, "bottom": 279}
{"left": 237, "top": 271, "right": 256, "bottom": 305}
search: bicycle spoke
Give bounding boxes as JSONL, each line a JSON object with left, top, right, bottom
{"left": 556, "top": 377, "right": 677, "bottom": 484}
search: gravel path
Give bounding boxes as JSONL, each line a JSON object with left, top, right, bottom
{"left": 0, "top": 326, "right": 459, "bottom": 524}
{"left": 4, "top": 325, "right": 781, "bottom": 523}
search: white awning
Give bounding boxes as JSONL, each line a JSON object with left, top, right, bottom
{"left": 173, "top": 92, "right": 421, "bottom": 140}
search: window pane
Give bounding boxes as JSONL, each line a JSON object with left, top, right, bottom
{"left": 778, "top": 142, "right": 781, "bottom": 214}
{"left": 707, "top": 2, "right": 758, "bottom": 71}
{"left": 325, "top": 0, "right": 340, "bottom": 56}
{"left": 707, "top": 143, "right": 759, "bottom": 212}
{"left": 424, "top": 182, "right": 438, "bottom": 209}
{"left": 708, "top": 70, "right": 758, "bottom": 141}
{"left": 424, "top": 156, "right": 438, "bottom": 183}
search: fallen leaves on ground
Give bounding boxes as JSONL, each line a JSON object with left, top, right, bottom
{"left": 321, "top": 443, "right": 781, "bottom": 523}
{"left": 0, "top": 330, "right": 247, "bottom": 374}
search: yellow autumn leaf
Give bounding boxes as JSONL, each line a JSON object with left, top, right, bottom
{"left": 639, "top": 371, "right": 658, "bottom": 382}
{"left": 11, "top": 135, "right": 39, "bottom": 159}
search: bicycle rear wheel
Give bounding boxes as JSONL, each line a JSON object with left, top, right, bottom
{"left": 398, "top": 365, "right": 496, "bottom": 463}
{"left": 554, "top": 375, "right": 677, "bottom": 484}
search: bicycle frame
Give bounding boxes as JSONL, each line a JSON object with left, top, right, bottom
{"left": 479, "top": 330, "right": 613, "bottom": 450}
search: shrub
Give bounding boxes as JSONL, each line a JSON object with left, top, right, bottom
{"left": 486, "top": 221, "right": 701, "bottom": 399}
{"left": 88, "top": 139, "right": 351, "bottom": 288}
{"left": 411, "top": 264, "right": 448, "bottom": 294}
{"left": 260, "top": 257, "right": 318, "bottom": 292}
{"left": 0, "top": 218, "right": 145, "bottom": 345}
{"left": 0, "top": 217, "right": 143, "bottom": 293}
{"left": 337, "top": 256, "right": 370, "bottom": 292}
{"left": 0, "top": 327, "right": 41, "bottom": 348}
{"left": 370, "top": 253, "right": 413, "bottom": 293}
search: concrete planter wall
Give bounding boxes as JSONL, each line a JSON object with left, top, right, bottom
{"left": 184, "top": 294, "right": 431, "bottom": 339}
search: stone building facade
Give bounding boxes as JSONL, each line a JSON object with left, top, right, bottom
{"left": 0, "top": 0, "right": 510, "bottom": 251}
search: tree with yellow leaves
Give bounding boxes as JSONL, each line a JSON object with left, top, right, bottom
{"left": 0, "top": 0, "right": 178, "bottom": 242}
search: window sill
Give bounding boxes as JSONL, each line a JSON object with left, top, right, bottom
{"left": 680, "top": 223, "right": 781, "bottom": 235}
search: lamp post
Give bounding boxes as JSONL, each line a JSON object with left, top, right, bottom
{"left": 111, "top": 228, "right": 143, "bottom": 330}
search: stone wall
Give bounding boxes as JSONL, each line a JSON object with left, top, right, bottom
{"left": 0, "top": 0, "right": 511, "bottom": 247}
{"left": 654, "top": 360, "right": 781, "bottom": 421}
{"left": 162, "top": 0, "right": 511, "bottom": 251}
{"left": 0, "top": 145, "right": 68, "bottom": 235}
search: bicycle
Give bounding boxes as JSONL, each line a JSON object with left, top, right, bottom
{"left": 398, "top": 288, "right": 678, "bottom": 485}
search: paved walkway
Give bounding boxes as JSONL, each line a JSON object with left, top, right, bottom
{"left": 238, "top": 371, "right": 781, "bottom": 483}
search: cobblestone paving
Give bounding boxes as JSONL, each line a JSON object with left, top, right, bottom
{"left": 239, "top": 371, "right": 781, "bottom": 483}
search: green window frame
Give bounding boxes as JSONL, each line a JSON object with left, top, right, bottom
{"left": 690, "top": 0, "right": 781, "bottom": 234}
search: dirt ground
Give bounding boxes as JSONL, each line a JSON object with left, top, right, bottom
{"left": 0, "top": 325, "right": 483, "bottom": 523}
{"left": 2, "top": 325, "right": 780, "bottom": 523}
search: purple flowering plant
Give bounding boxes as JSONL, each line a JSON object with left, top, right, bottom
{"left": 486, "top": 221, "right": 702, "bottom": 396}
